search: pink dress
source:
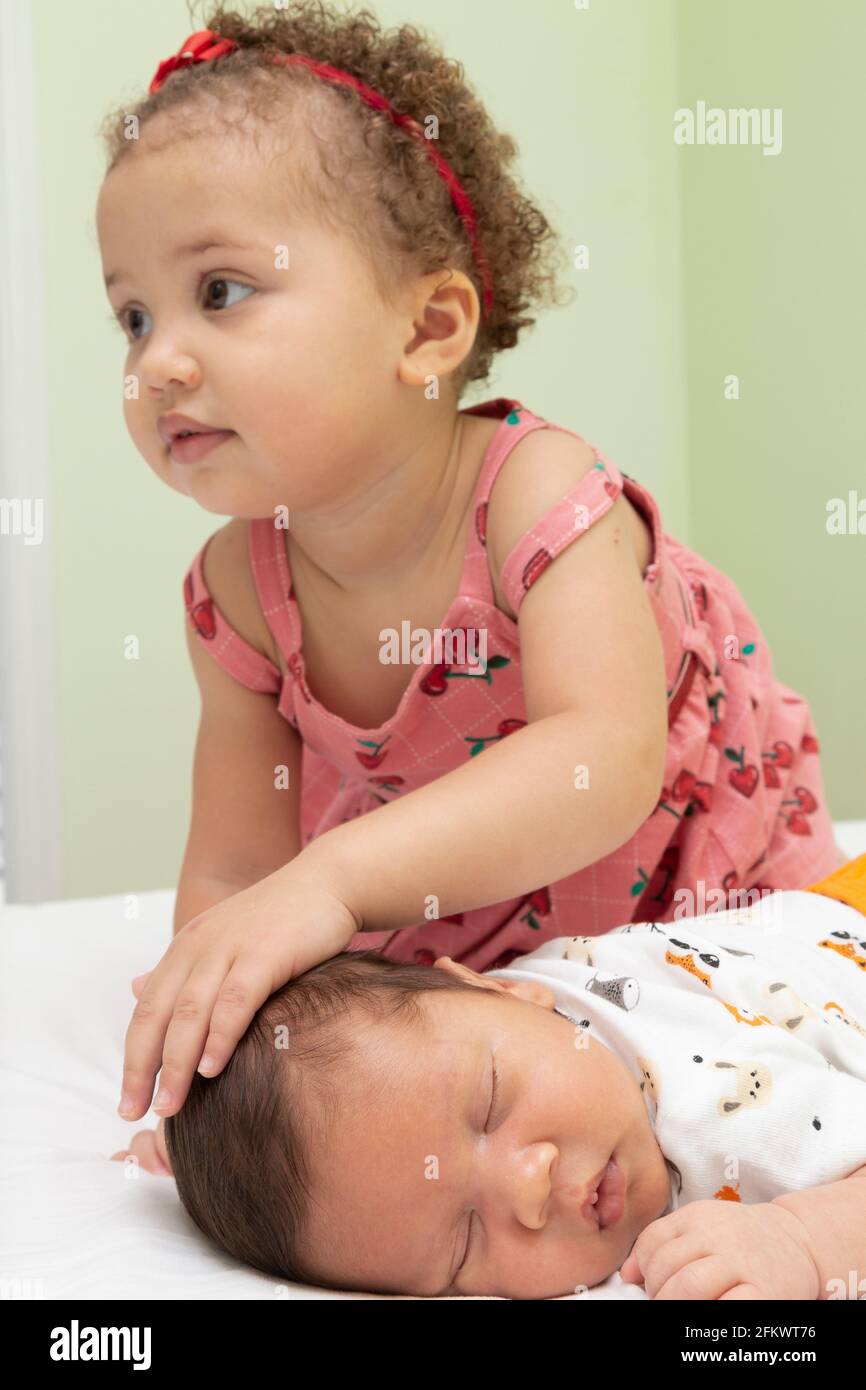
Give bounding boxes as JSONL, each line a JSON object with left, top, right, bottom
{"left": 183, "top": 397, "right": 839, "bottom": 971}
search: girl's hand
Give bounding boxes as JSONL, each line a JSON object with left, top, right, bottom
{"left": 619, "top": 1199, "right": 820, "bottom": 1300}
{"left": 117, "top": 861, "right": 359, "bottom": 1122}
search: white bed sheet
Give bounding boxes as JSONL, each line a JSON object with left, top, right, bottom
{"left": 3, "top": 820, "right": 865, "bottom": 1303}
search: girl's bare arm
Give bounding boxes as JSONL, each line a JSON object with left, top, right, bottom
{"left": 299, "top": 709, "right": 662, "bottom": 931}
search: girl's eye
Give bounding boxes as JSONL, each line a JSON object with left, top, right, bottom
{"left": 111, "top": 276, "right": 254, "bottom": 342}
{"left": 201, "top": 277, "right": 254, "bottom": 312}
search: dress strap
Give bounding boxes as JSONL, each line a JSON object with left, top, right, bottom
{"left": 496, "top": 439, "right": 625, "bottom": 619}
{"left": 248, "top": 518, "right": 299, "bottom": 664}
{"left": 456, "top": 398, "right": 553, "bottom": 606}
{"left": 183, "top": 534, "right": 282, "bottom": 694}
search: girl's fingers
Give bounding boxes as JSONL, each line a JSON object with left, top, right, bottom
{"left": 158, "top": 955, "right": 276, "bottom": 1110}
{"left": 118, "top": 947, "right": 208, "bottom": 1120}
{"left": 149, "top": 955, "right": 272, "bottom": 1116}
{"left": 130, "top": 972, "right": 152, "bottom": 999}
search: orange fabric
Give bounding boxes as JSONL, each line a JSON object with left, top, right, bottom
{"left": 806, "top": 851, "right": 866, "bottom": 918}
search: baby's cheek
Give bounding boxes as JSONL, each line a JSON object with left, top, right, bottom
{"left": 572, "top": 1237, "right": 631, "bottom": 1296}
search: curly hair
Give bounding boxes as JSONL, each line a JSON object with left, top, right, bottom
{"left": 98, "top": 0, "right": 573, "bottom": 397}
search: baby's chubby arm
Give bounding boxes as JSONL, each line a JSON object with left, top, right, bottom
{"left": 770, "top": 1162, "right": 866, "bottom": 1299}
{"left": 303, "top": 431, "right": 669, "bottom": 930}
{"left": 620, "top": 1165, "right": 866, "bottom": 1299}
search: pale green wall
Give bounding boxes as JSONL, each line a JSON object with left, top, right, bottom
{"left": 30, "top": 0, "right": 860, "bottom": 899}
{"left": 676, "top": 0, "right": 865, "bottom": 817}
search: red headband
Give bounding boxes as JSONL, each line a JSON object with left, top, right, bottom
{"left": 148, "top": 29, "right": 494, "bottom": 319}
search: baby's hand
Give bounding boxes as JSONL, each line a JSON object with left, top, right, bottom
{"left": 619, "top": 1199, "right": 820, "bottom": 1300}
{"left": 110, "top": 1118, "right": 171, "bottom": 1176}
{"left": 117, "top": 860, "right": 359, "bottom": 1123}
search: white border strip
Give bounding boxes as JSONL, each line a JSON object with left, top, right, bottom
{"left": 0, "top": 0, "right": 63, "bottom": 903}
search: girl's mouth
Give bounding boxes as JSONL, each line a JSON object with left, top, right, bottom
{"left": 169, "top": 429, "right": 235, "bottom": 464}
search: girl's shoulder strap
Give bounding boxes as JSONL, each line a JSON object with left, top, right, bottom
{"left": 468, "top": 402, "right": 627, "bottom": 620}
{"left": 498, "top": 434, "right": 625, "bottom": 619}
{"left": 183, "top": 529, "right": 283, "bottom": 694}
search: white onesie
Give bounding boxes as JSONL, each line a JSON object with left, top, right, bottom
{"left": 485, "top": 890, "right": 866, "bottom": 1211}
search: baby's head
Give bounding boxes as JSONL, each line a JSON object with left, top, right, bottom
{"left": 163, "top": 948, "right": 673, "bottom": 1298}
{"left": 96, "top": 0, "right": 571, "bottom": 516}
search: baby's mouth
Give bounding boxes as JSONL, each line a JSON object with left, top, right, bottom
{"left": 593, "top": 1156, "right": 626, "bottom": 1230}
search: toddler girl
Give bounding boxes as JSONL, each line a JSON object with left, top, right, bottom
{"left": 100, "top": 3, "right": 841, "bottom": 1127}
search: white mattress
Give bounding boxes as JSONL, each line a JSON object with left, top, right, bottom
{"left": 2, "top": 820, "right": 865, "bottom": 1303}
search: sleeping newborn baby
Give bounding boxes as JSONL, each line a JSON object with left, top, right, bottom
{"left": 156, "top": 879, "right": 866, "bottom": 1300}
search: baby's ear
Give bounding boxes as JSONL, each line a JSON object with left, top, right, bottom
{"left": 432, "top": 957, "right": 556, "bottom": 1009}
{"left": 433, "top": 955, "right": 507, "bottom": 990}
{"left": 154, "top": 1116, "right": 173, "bottom": 1174}
{"left": 494, "top": 977, "right": 557, "bottom": 1009}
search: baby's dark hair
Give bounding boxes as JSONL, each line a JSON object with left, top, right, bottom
{"left": 163, "top": 947, "right": 499, "bottom": 1289}
{"left": 98, "top": 0, "right": 573, "bottom": 398}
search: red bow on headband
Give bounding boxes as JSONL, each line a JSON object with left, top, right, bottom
{"left": 149, "top": 30, "right": 238, "bottom": 94}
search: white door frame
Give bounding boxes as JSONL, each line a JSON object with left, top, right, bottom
{"left": 0, "top": 0, "right": 63, "bottom": 903}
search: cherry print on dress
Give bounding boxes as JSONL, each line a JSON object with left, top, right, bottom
{"left": 707, "top": 666, "right": 727, "bottom": 744}
{"left": 725, "top": 743, "right": 760, "bottom": 798}
{"left": 766, "top": 739, "right": 793, "bottom": 769}
{"left": 519, "top": 885, "right": 552, "bottom": 930}
{"left": 630, "top": 844, "right": 681, "bottom": 920}
{"left": 420, "top": 629, "right": 511, "bottom": 699}
{"left": 689, "top": 577, "right": 709, "bottom": 617}
{"left": 184, "top": 572, "right": 216, "bottom": 639}
{"left": 287, "top": 650, "right": 312, "bottom": 704}
{"left": 594, "top": 457, "right": 620, "bottom": 500}
{"left": 518, "top": 457, "right": 620, "bottom": 598}
{"left": 475, "top": 500, "right": 488, "bottom": 548}
{"left": 656, "top": 769, "right": 713, "bottom": 821}
{"left": 780, "top": 786, "right": 820, "bottom": 837}
{"left": 367, "top": 773, "right": 406, "bottom": 798}
{"left": 465, "top": 717, "right": 526, "bottom": 759}
{"left": 521, "top": 548, "right": 553, "bottom": 590}
{"left": 354, "top": 735, "right": 391, "bottom": 769}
